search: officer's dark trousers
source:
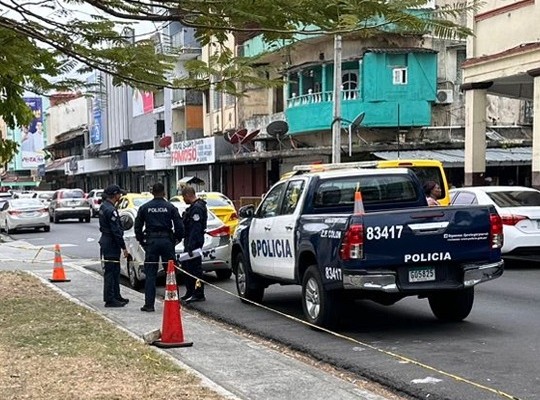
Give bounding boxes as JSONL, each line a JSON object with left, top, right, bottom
{"left": 182, "top": 256, "right": 204, "bottom": 298}
{"left": 144, "top": 237, "right": 176, "bottom": 308}
{"left": 101, "top": 248, "right": 121, "bottom": 303}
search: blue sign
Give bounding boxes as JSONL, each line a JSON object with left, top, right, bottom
{"left": 91, "top": 105, "right": 102, "bottom": 145}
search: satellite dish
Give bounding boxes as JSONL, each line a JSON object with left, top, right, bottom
{"left": 223, "top": 129, "right": 236, "bottom": 143}
{"left": 241, "top": 129, "right": 260, "bottom": 144}
{"left": 267, "top": 120, "right": 289, "bottom": 137}
{"left": 349, "top": 112, "right": 365, "bottom": 133}
{"left": 158, "top": 135, "right": 172, "bottom": 148}
{"left": 229, "top": 128, "right": 247, "bottom": 144}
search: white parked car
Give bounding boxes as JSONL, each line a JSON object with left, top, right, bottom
{"left": 0, "top": 198, "right": 51, "bottom": 233}
{"left": 450, "top": 186, "right": 540, "bottom": 259}
{"left": 118, "top": 202, "right": 232, "bottom": 289}
{"left": 87, "top": 189, "right": 104, "bottom": 217}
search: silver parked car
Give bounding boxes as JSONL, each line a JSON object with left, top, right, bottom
{"left": 118, "top": 202, "right": 232, "bottom": 289}
{"left": 48, "top": 188, "right": 91, "bottom": 223}
{"left": 0, "top": 198, "right": 51, "bottom": 233}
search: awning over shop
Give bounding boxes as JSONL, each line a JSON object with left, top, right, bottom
{"left": 373, "top": 147, "right": 532, "bottom": 167}
{"left": 45, "top": 156, "right": 74, "bottom": 172}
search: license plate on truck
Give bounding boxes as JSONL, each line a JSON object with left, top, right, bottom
{"left": 409, "top": 267, "right": 436, "bottom": 283}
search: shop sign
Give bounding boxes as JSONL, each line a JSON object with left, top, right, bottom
{"left": 171, "top": 137, "right": 215, "bottom": 166}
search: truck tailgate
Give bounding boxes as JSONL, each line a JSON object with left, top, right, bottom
{"left": 353, "top": 205, "right": 498, "bottom": 269}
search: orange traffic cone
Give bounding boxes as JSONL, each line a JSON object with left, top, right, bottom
{"left": 49, "top": 244, "right": 70, "bottom": 282}
{"left": 353, "top": 191, "right": 365, "bottom": 215}
{"left": 152, "top": 260, "right": 193, "bottom": 348}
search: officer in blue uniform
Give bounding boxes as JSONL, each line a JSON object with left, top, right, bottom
{"left": 134, "top": 182, "right": 184, "bottom": 312}
{"left": 180, "top": 185, "right": 208, "bottom": 304}
{"left": 99, "top": 184, "right": 130, "bottom": 308}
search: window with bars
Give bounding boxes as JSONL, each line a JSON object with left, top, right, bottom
{"left": 392, "top": 68, "right": 408, "bottom": 85}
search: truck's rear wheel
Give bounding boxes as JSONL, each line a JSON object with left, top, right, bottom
{"left": 428, "top": 288, "right": 474, "bottom": 322}
{"left": 302, "top": 265, "right": 340, "bottom": 328}
{"left": 234, "top": 252, "right": 264, "bottom": 303}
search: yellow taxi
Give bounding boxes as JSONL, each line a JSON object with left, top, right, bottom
{"left": 286, "top": 159, "right": 450, "bottom": 205}
{"left": 116, "top": 192, "right": 153, "bottom": 210}
{"left": 170, "top": 191, "right": 239, "bottom": 233}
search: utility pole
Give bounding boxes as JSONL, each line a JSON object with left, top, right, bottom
{"left": 331, "top": 34, "right": 342, "bottom": 164}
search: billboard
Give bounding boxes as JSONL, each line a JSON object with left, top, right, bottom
{"left": 171, "top": 137, "right": 215, "bottom": 166}
{"left": 132, "top": 89, "right": 154, "bottom": 117}
{"left": 20, "top": 97, "right": 46, "bottom": 169}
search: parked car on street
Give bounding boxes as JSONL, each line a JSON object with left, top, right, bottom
{"left": 117, "top": 202, "right": 232, "bottom": 289}
{"left": 87, "top": 189, "right": 104, "bottom": 217}
{"left": 35, "top": 191, "right": 56, "bottom": 208}
{"left": 0, "top": 198, "right": 50, "bottom": 233}
{"left": 450, "top": 186, "right": 540, "bottom": 259}
{"left": 116, "top": 192, "right": 153, "bottom": 211}
{"left": 170, "top": 191, "right": 239, "bottom": 233}
{"left": 48, "top": 188, "right": 91, "bottom": 223}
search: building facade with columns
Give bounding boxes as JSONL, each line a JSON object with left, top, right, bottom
{"left": 462, "top": 0, "right": 540, "bottom": 186}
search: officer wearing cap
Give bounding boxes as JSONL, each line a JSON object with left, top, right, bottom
{"left": 180, "top": 185, "right": 208, "bottom": 304}
{"left": 99, "top": 184, "right": 130, "bottom": 308}
{"left": 135, "top": 182, "right": 184, "bottom": 312}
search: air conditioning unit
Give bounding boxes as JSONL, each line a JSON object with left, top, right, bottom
{"left": 436, "top": 89, "right": 454, "bottom": 104}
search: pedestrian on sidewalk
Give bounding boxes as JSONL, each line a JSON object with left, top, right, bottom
{"left": 135, "top": 182, "right": 184, "bottom": 312}
{"left": 99, "top": 184, "right": 130, "bottom": 308}
{"left": 180, "top": 185, "right": 208, "bottom": 304}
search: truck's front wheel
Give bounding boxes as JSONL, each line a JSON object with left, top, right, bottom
{"left": 302, "top": 265, "right": 340, "bottom": 328}
{"left": 428, "top": 288, "right": 474, "bottom": 322}
{"left": 234, "top": 252, "right": 264, "bottom": 303}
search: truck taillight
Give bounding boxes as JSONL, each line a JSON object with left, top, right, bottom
{"left": 340, "top": 224, "right": 364, "bottom": 260}
{"left": 490, "top": 213, "right": 503, "bottom": 249}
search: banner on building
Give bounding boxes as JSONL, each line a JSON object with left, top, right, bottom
{"left": 21, "top": 97, "right": 45, "bottom": 169}
{"left": 89, "top": 73, "right": 103, "bottom": 145}
{"left": 132, "top": 89, "right": 154, "bottom": 117}
{"left": 171, "top": 137, "right": 215, "bottom": 166}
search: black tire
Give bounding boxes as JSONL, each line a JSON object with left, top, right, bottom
{"left": 301, "top": 265, "right": 341, "bottom": 328}
{"left": 84, "top": 216, "right": 91, "bottom": 223}
{"left": 428, "top": 288, "right": 474, "bottom": 322}
{"left": 44, "top": 226, "right": 51, "bottom": 232}
{"left": 215, "top": 268, "right": 232, "bottom": 280}
{"left": 128, "top": 259, "right": 144, "bottom": 290}
{"left": 234, "top": 252, "right": 264, "bottom": 303}
{"left": 6, "top": 224, "right": 14, "bottom": 235}
{"left": 53, "top": 213, "right": 59, "bottom": 223}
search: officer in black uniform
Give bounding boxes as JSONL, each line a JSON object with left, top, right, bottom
{"left": 180, "top": 185, "right": 208, "bottom": 304}
{"left": 99, "top": 184, "right": 130, "bottom": 308}
{"left": 134, "top": 182, "right": 184, "bottom": 312}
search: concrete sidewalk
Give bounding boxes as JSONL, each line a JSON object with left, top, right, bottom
{"left": 0, "top": 239, "right": 392, "bottom": 400}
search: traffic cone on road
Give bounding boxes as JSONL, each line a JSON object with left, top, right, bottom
{"left": 152, "top": 260, "right": 193, "bottom": 348}
{"left": 49, "top": 244, "right": 70, "bottom": 282}
{"left": 353, "top": 191, "right": 365, "bottom": 215}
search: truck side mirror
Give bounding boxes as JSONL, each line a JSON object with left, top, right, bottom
{"left": 238, "top": 204, "right": 255, "bottom": 219}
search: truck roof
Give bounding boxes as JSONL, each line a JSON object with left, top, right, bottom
{"left": 296, "top": 167, "right": 411, "bottom": 180}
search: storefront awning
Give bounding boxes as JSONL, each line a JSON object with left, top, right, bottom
{"left": 45, "top": 156, "right": 74, "bottom": 172}
{"left": 373, "top": 147, "right": 532, "bottom": 167}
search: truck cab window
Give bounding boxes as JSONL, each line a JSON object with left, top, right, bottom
{"left": 257, "top": 183, "right": 286, "bottom": 218}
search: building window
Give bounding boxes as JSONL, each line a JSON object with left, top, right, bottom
{"left": 213, "top": 91, "right": 222, "bottom": 110}
{"left": 342, "top": 71, "right": 358, "bottom": 91}
{"left": 392, "top": 68, "right": 408, "bottom": 85}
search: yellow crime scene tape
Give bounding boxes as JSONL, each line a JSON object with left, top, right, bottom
{"left": 0, "top": 242, "right": 522, "bottom": 400}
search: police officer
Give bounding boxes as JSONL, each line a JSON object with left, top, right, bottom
{"left": 99, "top": 184, "right": 130, "bottom": 308}
{"left": 135, "top": 182, "right": 184, "bottom": 312}
{"left": 180, "top": 185, "right": 208, "bottom": 304}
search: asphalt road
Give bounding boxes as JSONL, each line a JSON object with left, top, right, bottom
{"left": 13, "top": 219, "right": 540, "bottom": 400}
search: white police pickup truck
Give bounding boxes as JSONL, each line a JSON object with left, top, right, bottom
{"left": 231, "top": 167, "right": 504, "bottom": 328}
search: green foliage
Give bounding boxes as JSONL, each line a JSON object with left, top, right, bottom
{"left": 0, "top": 0, "right": 477, "bottom": 161}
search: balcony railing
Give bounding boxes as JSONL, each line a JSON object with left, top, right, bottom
{"left": 286, "top": 89, "right": 361, "bottom": 108}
